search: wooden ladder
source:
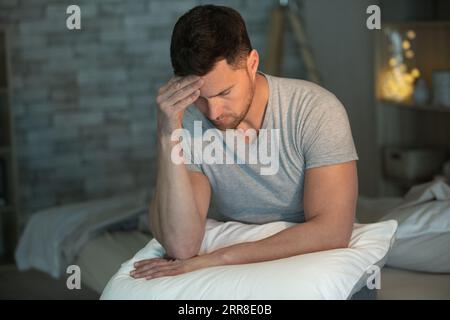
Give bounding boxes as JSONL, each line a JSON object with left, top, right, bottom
{"left": 264, "top": 0, "right": 321, "bottom": 84}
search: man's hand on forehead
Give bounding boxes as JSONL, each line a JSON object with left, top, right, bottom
{"left": 155, "top": 74, "right": 204, "bottom": 135}
{"left": 160, "top": 75, "right": 199, "bottom": 93}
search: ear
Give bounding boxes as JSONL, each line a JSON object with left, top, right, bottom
{"left": 246, "top": 49, "right": 259, "bottom": 81}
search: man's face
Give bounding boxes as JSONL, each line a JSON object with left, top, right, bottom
{"left": 193, "top": 59, "right": 255, "bottom": 130}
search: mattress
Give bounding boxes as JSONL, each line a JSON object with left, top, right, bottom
{"left": 75, "top": 230, "right": 151, "bottom": 293}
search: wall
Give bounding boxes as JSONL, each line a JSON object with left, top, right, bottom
{"left": 0, "top": 0, "right": 281, "bottom": 216}
{"left": 302, "top": 0, "right": 379, "bottom": 196}
{"left": 0, "top": 0, "right": 380, "bottom": 217}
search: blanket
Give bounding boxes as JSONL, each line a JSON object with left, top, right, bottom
{"left": 15, "top": 190, "right": 150, "bottom": 278}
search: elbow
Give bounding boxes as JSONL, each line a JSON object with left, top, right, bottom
{"left": 164, "top": 235, "right": 203, "bottom": 260}
{"left": 166, "top": 244, "right": 200, "bottom": 260}
{"left": 331, "top": 232, "right": 352, "bottom": 249}
{"left": 163, "top": 221, "right": 206, "bottom": 260}
{"left": 334, "top": 238, "right": 350, "bottom": 249}
{"left": 311, "top": 218, "right": 353, "bottom": 250}
{"left": 325, "top": 218, "right": 353, "bottom": 250}
{"left": 319, "top": 224, "right": 352, "bottom": 250}
{"left": 324, "top": 239, "right": 349, "bottom": 251}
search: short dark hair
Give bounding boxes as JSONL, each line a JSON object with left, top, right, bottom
{"left": 170, "top": 5, "right": 253, "bottom": 76}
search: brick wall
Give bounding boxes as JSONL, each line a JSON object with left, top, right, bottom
{"left": 0, "top": 0, "right": 305, "bottom": 217}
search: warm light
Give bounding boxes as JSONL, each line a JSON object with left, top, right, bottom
{"left": 405, "top": 50, "right": 414, "bottom": 59}
{"left": 402, "top": 40, "right": 411, "bottom": 50}
{"left": 380, "top": 69, "right": 414, "bottom": 102}
{"left": 389, "top": 58, "right": 397, "bottom": 67}
{"left": 403, "top": 74, "right": 414, "bottom": 84}
{"left": 406, "top": 30, "right": 416, "bottom": 39}
{"left": 411, "top": 68, "right": 420, "bottom": 78}
{"left": 380, "top": 28, "right": 421, "bottom": 103}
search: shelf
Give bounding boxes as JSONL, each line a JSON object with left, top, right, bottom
{"left": 379, "top": 100, "right": 450, "bottom": 114}
{"left": 383, "top": 21, "right": 450, "bottom": 28}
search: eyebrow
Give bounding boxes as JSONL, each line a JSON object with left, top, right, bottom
{"left": 205, "top": 84, "right": 235, "bottom": 98}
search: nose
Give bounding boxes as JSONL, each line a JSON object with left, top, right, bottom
{"left": 207, "top": 100, "right": 224, "bottom": 121}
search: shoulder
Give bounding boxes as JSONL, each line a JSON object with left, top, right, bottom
{"left": 267, "top": 74, "right": 342, "bottom": 109}
{"left": 267, "top": 73, "right": 330, "bottom": 95}
{"left": 267, "top": 74, "right": 347, "bottom": 121}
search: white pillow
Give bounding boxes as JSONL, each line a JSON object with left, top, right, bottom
{"left": 381, "top": 200, "right": 450, "bottom": 273}
{"left": 101, "top": 219, "right": 397, "bottom": 300}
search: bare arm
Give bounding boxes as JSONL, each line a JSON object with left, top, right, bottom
{"left": 210, "top": 160, "right": 358, "bottom": 264}
{"left": 132, "top": 161, "right": 357, "bottom": 279}
{"left": 148, "top": 75, "right": 211, "bottom": 260}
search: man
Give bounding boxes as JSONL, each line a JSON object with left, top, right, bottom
{"left": 130, "top": 5, "right": 358, "bottom": 280}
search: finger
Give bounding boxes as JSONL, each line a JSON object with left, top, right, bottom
{"left": 133, "top": 258, "right": 167, "bottom": 268}
{"left": 133, "top": 264, "right": 179, "bottom": 279}
{"left": 147, "top": 268, "right": 183, "bottom": 280}
{"left": 132, "top": 260, "right": 172, "bottom": 274}
{"left": 164, "top": 79, "right": 203, "bottom": 107}
{"left": 170, "top": 89, "right": 201, "bottom": 113}
{"left": 133, "top": 262, "right": 169, "bottom": 275}
{"left": 144, "top": 264, "right": 182, "bottom": 279}
{"left": 171, "top": 75, "right": 200, "bottom": 93}
{"left": 158, "top": 76, "right": 180, "bottom": 95}
{"left": 159, "top": 75, "right": 202, "bottom": 103}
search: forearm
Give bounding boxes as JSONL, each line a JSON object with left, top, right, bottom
{"left": 211, "top": 217, "right": 352, "bottom": 266}
{"left": 149, "top": 135, "right": 205, "bottom": 259}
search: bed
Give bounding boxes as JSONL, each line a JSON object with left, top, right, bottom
{"left": 71, "top": 192, "right": 450, "bottom": 300}
{"left": 357, "top": 194, "right": 450, "bottom": 300}
{"left": 16, "top": 181, "right": 450, "bottom": 299}
{"left": 75, "top": 232, "right": 450, "bottom": 300}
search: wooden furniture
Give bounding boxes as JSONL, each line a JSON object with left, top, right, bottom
{"left": 374, "top": 21, "right": 450, "bottom": 196}
{"left": 0, "top": 27, "right": 20, "bottom": 262}
{"left": 264, "top": 0, "right": 321, "bottom": 83}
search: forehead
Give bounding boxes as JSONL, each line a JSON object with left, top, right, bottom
{"left": 200, "top": 60, "right": 243, "bottom": 94}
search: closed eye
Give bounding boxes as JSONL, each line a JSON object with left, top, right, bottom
{"left": 205, "top": 84, "right": 235, "bottom": 99}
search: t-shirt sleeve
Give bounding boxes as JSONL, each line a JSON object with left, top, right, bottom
{"left": 299, "top": 93, "right": 358, "bottom": 169}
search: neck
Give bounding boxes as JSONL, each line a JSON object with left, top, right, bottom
{"left": 237, "top": 73, "right": 269, "bottom": 133}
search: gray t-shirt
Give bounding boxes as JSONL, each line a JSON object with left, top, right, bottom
{"left": 181, "top": 72, "right": 358, "bottom": 224}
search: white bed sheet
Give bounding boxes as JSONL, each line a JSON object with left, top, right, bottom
{"left": 358, "top": 195, "right": 450, "bottom": 300}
